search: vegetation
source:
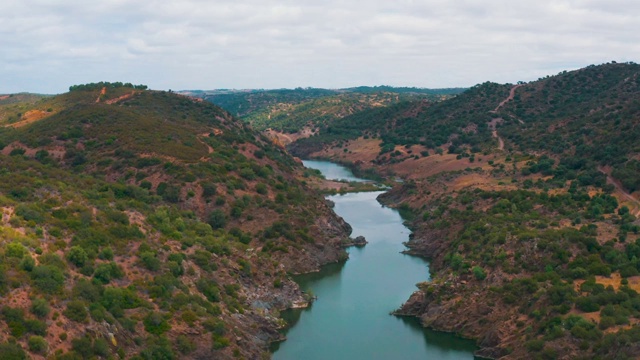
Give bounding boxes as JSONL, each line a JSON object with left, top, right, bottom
{"left": 0, "top": 83, "right": 349, "bottom": 359}
{"left": 365, "top": 62, "right": 640, "bottom": 359}
{"left": 189, "top": 87, "right": 464, "bottom": 134}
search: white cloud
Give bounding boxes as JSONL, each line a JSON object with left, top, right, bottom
{"left": 0, "top": 0, "right": 639, "bottom": 93}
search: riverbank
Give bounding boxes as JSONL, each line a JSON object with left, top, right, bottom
{"left": 272, "top": 161, "right": 477, "bottom": 359}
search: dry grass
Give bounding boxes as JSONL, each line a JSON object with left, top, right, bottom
{"left": 594, "top": 273, "right": 640, "bottom": 293}
{"left": 3, "top": 110, "right": 52, "bottom": 128}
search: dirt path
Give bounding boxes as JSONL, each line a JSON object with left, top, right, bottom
{"left": 105, "top": 91, "right": 136, "bottom": 105}
{"left": 196, "top": 133, "right": 214, "bottom": 161}
{"left": 96, "top": 87, "right": 106, "bottom": 103}
{"left": 487, "top": 84, "right": 524, "bottom": 151}
{"left": 2, "top": 110, "right": 50, "bottom": 128}
{"left": 598, "top": 166, "right": 640, "bottom": 216}
{"left": 492, "top": 130, "right": 505, "bottom": 150}
{"left": 492, "top": 84, "right": 524, "bottom": 113}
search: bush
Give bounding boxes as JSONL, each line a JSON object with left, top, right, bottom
{"left": 19, "top": 256, "right": 35, "bottom": 271}
{"left": 93, "top": 262, "right": 124, "bottom": 284}
{"left": 143, "top": 312, "right": 171, "bottom": 335}
{"left": 0, "top": 342, "right": 27, "bottom": 359}
{"left": 202, "top": 183, "right": 217, "bottom": 197}
{"left": 31, "top": 265, "right": 65, "bottom": 294}
{"left": 208, "top": 210, "right": 226, "bottom": 229}
{"left": 30, "top": 298, "right": 50, "bottom": 318}
{"left": 526, "top": 339, "right": 545, "bottom": 352}
{"left": 27, "top": 335, "right": 48, "bottom": 354}
{"left": 66, "top": 246, "right": 88, "bottom": 267}
{"left": 176, "top": 335, "right": 196, "bottom": 354}
{"left": 64, "top": 300, "right": 88, "bottom": 322}
{"left": 575, "top": 297, "right": 600, "bottom": 313}
{"left": 472, "top": 266, "right": 487, "bottom": 281}
{"left": 139, "top": 252, "right": 161, "bottom": 271}
{"left": 5, "top": 242, "right": 27, "bottom": 258}
{"left": 599, "top": 316, "right": 615, "bottom": 330}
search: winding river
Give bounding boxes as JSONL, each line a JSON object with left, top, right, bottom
{"left": 271, "top": 161, "right": 477, "bottom": 359}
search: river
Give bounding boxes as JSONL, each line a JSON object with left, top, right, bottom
{"left": 270, "top": 161, "right": 477, "bottom": 359}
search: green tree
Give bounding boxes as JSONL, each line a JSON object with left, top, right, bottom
{"left": 66, "top": 246, "right": 88, "bottom": 268}
{"left": 207, "top": 210, "right": 226, "bottom": 229}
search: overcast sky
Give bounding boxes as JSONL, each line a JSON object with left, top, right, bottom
{"left": 1, "top": 0, "right": 639, "bottom": 94}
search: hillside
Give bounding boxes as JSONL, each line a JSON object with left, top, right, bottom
{"left": 283, "top": 62, "right": 640, "bottom": 359}
{"left": 0, "top": 83, "right": 352, "bottom": 359}
{"left": 246, "top": 92, "right": 431, "bottom": 133}
{"left": 182, "top": 87, "right": 465, "bottom": 146}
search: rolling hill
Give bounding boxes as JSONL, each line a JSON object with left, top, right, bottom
{"left": 0, "top": 83, "right": 352, "bottom": 359}
{"left": 264, "top": 62, "right": 640, "bottom": 358}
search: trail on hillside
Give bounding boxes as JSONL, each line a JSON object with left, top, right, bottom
{"left": 488, "top": 84, "right": 524, "bottom": 151}
{"left": 492, "top": 130, "right": 505, "bottom": 150}
{"left": 96, "top": 87, "right": 106, "bottom": 103}
{"left": 598, "top": 166, "right": 640, "bottom": 216}
{"left": 492, "top": 84, "right": 524, "bottom": 113}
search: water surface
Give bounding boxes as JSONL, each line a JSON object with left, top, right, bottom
{"left": 272, "top": 161, "right": 477, "bottom": 360}
{"left": 302, "top": 159, "right": 369, "bottom": 183}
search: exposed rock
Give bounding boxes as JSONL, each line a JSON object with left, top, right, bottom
{"left": 341, "top": 235, "right": 368, "bottom": 247}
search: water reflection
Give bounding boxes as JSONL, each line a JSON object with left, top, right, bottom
{"left": 271, "top": 161, "right": 477, "bottom": 360}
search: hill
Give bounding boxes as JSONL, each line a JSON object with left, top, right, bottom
{"left": 282, "top": 62, "right": 640, "bottom": 358}
{"left": 0, "top": 83, "right": 352, "bottom": 359}
{"left": 181, "top": 87, "right": 466, "bottom": 143}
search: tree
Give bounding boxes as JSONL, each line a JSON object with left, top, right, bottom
{"left": 208, "top": 210, "right": 226, "bottom": 229}
{"left": 66, "top": 246, "right": 88, "bottom": 268}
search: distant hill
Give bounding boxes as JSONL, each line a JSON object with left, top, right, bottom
{"left": 291, "top": 62, "right": 640, "bottom": 191}
{"left": 0, "top": 83, "right": 350, "bottom": 359}
{"left": 180, "top": 87, "right": 466, "bottom": 134}
{"left": 0, "top": 93, "right": 49, "bottom": 105}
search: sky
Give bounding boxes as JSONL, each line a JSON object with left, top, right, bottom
{"left": 1, "top": 0, "right": 639, "bottom": 94}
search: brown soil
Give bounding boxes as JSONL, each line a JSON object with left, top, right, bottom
{"left": 492, "top": 84, "right": 524, "bottom": 113}
{"left": 265, "top": 127, "right": 316, "bottom": 146}
{"left": 3, "top": 110, "right": 51, "bottom": 128}
{"left": 598, "top": 166, "right": 640, "bottom": 216}
{"left": 105, "top": 91, "right": 137, "bottom": 105}
{"left": 595, "top": 273, "right": 640, "bottom": 293}
{"left": 96, "top": 87, "right": 106, "bottom": 103}
{"left": 492, "top": 130, "right": 504, "bottom": 150}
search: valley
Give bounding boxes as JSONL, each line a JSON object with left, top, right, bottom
{"left": 0, "top": 62, "right": 639, "bottom": 359}
{"left": 204, "top": 62, "right": 640, "bottom": 359}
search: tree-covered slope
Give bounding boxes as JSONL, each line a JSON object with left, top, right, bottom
{"left": 184, "top": 87, "right": 465, "bottom": 137}
{"left": 292, "top": 63, "right": 640, "bottom": 187}
{"left": 0, "top": 84, "right": 351, "bottom": 359}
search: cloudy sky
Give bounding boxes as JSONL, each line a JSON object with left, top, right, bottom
{"left": 1, "top": 0, "right": 639, "bottom": 93}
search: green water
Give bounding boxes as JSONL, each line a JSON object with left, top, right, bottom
{"left": 302, "top": 159, "right": 370, "bottom": 182}
{"left": 271, "top": 161, "right": 477, "bottom": 360}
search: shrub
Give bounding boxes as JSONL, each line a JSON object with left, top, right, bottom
{"left": 202, "top": 183, "right": 217, "bottom": 197}
{"left": 526, "top": 339, "right": 545, "bottom": 352}
{"left": 27, "top": 336, "right": 48, "bottom": 354}
{"left": 208, "top": 210, "right": 226, "bottom": 229}
{"left": 30, "top": 298, "right": 50, "bottom": 318}
{"left": 0, "top": 342, "right": 27, "bottom": 359}
{"left": 31, "top": 265, "right": 65, "bottom": 294}
{"left": 93, "top": 262, "right": 124, "bottom": 284}
{"left": 5, "top": 242, "right": 27, "bottom": 258}
{"left": 176, "top": 335, "right": 196, "bottom": 354}
{"left": 66, "top": 246, "right": 88, "bottom": 267}
{"left": 139, "top": 252, "right": 161, "bottom": 271}
{"left": 19, "top": 256, "right": 35, "bottom": 272}
{"left": 575, "top": 297, "right": 600, "bottom": 313}
{"left": 143, "top": 312, "right": 171, "bottom": 335}
{"left": 64, "top": 300, "right": 88, "bottom": 322}
{"left": 472, "top": 266, "right": 487, "bottom": 281}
